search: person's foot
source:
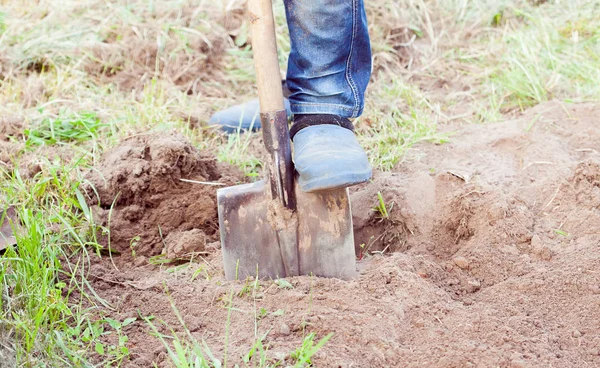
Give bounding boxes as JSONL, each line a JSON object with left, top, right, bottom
{"left": 292, "top": 123, "right": 372, "bottom": 193}
{"left": 208, "top": 98, "right": 292, "bottom": 133}
{"left": 208, "top": 81, "right": 292, "bottom": 133}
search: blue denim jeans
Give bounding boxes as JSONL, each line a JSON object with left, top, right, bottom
{"left": 283, "top": 0, "right": 372, "bottom": 119}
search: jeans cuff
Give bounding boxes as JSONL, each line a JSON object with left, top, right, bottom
{"left": 289, "top": 102, "right": 362, "bottom": 119}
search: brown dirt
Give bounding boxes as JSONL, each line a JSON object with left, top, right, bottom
{"left": 82, "top": 132, "right": 242, "bottom": 259}
{"left": 84, "top": 101, "right": 600, "bottom": 367}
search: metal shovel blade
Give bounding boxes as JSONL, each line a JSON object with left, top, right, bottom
{"left": 218, "top": 179, "right": 356, "bottom": 280}
{"left": 295, "top": 186, "right": 357, "bottom": 279}
{"left": 218, "top": 179, "right": 285, "bottom": 280}
{"left": 0, "top": 206, "right": 18, "bottom": 252}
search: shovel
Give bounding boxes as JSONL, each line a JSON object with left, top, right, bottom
{"left": 217, "top": 0, "right": 357, "bottom": 280}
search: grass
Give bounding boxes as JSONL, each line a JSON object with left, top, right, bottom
{"left": 0, "top": 160, "right": 103, "bottom": 366}
{"left": 25, "top": 111, "right": 107, "bottom": 146}
{"left": 1, "top": 0, "right": 599, "bottom": 366}
{"left": 359, "top": 0, "right": 600, "bottom": 169}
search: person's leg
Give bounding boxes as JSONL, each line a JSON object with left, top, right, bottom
{"left": 284, "top": 0, "right": 372, "bottom": 192}
{"left": 284, "top": 0, "right": 372, "bottom": 127}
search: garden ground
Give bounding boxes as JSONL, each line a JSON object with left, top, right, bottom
{"left": 1, "top": 0, "right": 600, "bottom": 366}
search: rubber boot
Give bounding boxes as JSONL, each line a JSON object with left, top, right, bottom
{"left": 292, "top": 125, "right": 372, "bottom": 192}
{"left": 208, "top": 81, "right": 292, "bottom": 133}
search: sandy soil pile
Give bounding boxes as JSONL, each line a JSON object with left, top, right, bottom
{"left": 85, "top": 101, "right": 600, "bottom": 367}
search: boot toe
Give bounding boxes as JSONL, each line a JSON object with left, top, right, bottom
{"left": 293, "top": 125, "right": 372, "bottom": 192}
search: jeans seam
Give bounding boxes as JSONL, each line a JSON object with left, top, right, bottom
{"left": 290, "top": 102, "right": 355, "bottom": 111}
{"left": 344, "top": 0, "right": 360, "bottom": 118}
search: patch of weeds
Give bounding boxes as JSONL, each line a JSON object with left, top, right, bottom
{"left": 0, "top": 158, "right": 110, "bottom": 365}
{"left": 149, "top": 283, "right": 330, "bottom": 368}
{"left": 257, "top": 307, "right": 269, "bottom": 320}
{"left": 373, "top": 191, "right": 392, "bottom": 220}
{"left": 242, "top": 334, "right": 271, "bottom": 367}
{"left": 148, "top": 254, "right": 172, "bottom": 265}
{"left": 238, "top": 277, "right": 259, "bottom": 298}
{"left": 144, "top": 291, "right": 227, "bottom": 368}
{"left": 491, "top": 9, "right": 505, "bottom": 27}
{"left": 190, "top": 265, "right": 212, "bottom": 282}
{"left": 289, "top": 332, "right": 334, "bottom": 367}
{"left": 25, "top": 111, "right": 106, "bottom": 146}
{"left": 483, "top": 3, "right": 600, "bottom": 111}
{"left": 129, "top": 235, "right": 140, "bottom": 257}
{"left": 73, "top": 317, "right": 135, "bottom": 366}
{"left": 274, "top": 278, "right": 293, "bottom": 290}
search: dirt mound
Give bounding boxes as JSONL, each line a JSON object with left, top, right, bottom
{"left": 84, "top": 101, "right": 600, "bottom": 367}
{"left": 83, "top": 133, "right": 241, "bottom": 260}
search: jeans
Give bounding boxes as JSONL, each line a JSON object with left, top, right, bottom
{"left": 283, "top": 0, "right": 372, "bottom": 119}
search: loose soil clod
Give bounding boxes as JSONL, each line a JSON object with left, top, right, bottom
{"left": 83, "top": 133, "right": 242, "bottom": 260}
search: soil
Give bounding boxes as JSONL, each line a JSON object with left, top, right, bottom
{"left": 82, "top": 101, "right": 600, "bottom": 367}
{"left": 82, "top": 133, "right": 242, "bottom": 259}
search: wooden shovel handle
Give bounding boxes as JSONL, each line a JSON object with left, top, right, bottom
{"left": 248, "top": 0, "right": 285, "bottom": 113}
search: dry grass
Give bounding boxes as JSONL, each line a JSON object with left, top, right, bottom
{"left": 2, "top": 0, "right": 599, "bottom": 169}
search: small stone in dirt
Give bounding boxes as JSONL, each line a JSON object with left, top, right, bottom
{"left": 467, "top": 279, "right": 481, "bottom": 293}
{"left": 279, "top": 323, "right": 291, "bottom": 336}
{"left": 165, "top": 229, "right": 206, "bottom": 259}
{"left": 271, "top": 351, "right": 287, "bottom": 361}
{"left": 531, "top": 236, "right": 553, "bottom": 260}
{"left": 463, "top": 298, "right": 474, "bottom": 306}
{"left": 453, "top": 256, "right": 470, "bottom": 269}
{"left": 412, "top": 319, "right": 425, "bottom": 327}
{"left": 133, "top": 256, "right": 147, "bottom": 267}
{"left": 184, "top": 316, "right": 203, "bottom": 332}
{"left": 573, "top": 330, "right": 582, "bottom": 338}
{"left": 541, "top": 249, "right": 553, "bottom": 260}
{"left": 588, "top": 284, "right": 600, "bottom": 294}
{"left": 531, "top": 234, "right": 543, "bottom": 248}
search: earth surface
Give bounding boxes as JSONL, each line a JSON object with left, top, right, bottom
{"left": 77, "top": 101, "right": 600, "bottom": 367}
